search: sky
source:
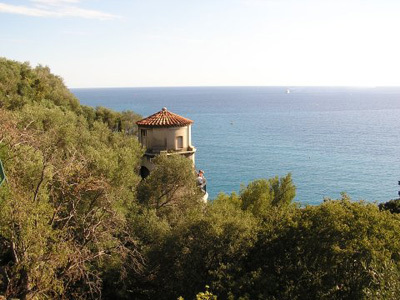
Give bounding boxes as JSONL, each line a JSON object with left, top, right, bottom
{"left": 1, "top": 0, "right": 400, "bottom": 88}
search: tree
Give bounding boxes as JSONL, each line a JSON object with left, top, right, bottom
{"left": 144, "top": 192, "right": 258, "bottom": 300}
{"left": 240, "top": 196, "right": 400, "bottom": 300}
{"left": 178, "top": 285, "right": 217, "bottom": 300}
{"left": 378, "top": 199, "right": 400, "bottom": 214}
{"left": 240, "top": 173, "right": 296, "bottom": 218}
{"left": 137, "top": 155, "right": 203, "bottom": 220}
{"left": 0, "top": 58, "right": 145, "bottom": 299}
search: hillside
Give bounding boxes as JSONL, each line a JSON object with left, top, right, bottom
{"left": 0, "top": 58, "right": 146, "bottom": 299}
{"left": 0, "top": 58, "right": 400, "bottom": 300}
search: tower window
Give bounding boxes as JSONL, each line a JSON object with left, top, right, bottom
{"left": 176, "top": 136, "right": 183, "bottom": 149}
{"left": 141, "top": 129, "right": 147, "bottom": 137}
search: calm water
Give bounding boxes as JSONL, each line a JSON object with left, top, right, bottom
{"left": 71, "top": 87, "right": 400, "bottom": 205}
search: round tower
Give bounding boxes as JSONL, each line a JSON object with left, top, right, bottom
{"left": 136, "top": 107, "right": 196, "bottom": 178}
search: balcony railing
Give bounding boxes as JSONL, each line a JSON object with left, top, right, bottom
{"left": 144, "top": 146, "right": 196, "bottom": 157}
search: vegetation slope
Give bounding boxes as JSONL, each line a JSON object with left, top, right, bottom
{"left": 0, "top": 58, "right": 399, "bottom": 300}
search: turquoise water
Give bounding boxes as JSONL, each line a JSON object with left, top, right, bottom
{"left": 71, "top": 87, "right": 400, "bottom": 205}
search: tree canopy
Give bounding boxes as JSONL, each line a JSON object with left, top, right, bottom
{"left": 0, "top": 58, "right": 144, "bottom": 299}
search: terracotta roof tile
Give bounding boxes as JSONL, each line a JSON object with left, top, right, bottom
{"left": 136, "top": 107, "right": 193, "bottom": 127}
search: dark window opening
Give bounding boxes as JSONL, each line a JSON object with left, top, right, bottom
{"left": 140, "top": 166, "right": 150, "bottom": 179}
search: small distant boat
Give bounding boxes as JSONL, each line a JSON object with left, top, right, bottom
{"left": 286, "top": 88, "right": 291, "bottom": 94}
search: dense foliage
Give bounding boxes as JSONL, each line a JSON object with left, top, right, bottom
{"left": 1, "top": 58, "right": 400, "bottom": 299}
{"left": 379, "top": 198, "right": 400, "bottom": 214}
{"left": 0, "top": 58, "right": 145, "bottom": 299}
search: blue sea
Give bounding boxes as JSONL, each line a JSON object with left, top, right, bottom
{"left": 71, "top": 87, "right": 400, "bottom": 205}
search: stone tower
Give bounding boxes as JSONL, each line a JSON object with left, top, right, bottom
{"left": 136, "top": 107, "right": 196, "bottom": 178}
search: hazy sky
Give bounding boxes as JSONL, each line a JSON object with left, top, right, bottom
{"left": 1, "top": 0, "right": 400, "bottom": 88}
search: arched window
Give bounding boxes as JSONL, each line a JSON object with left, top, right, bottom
{"left": 140, "top": 166, "right": 150, "bottom": 179}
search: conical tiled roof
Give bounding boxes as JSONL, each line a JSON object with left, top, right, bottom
{"left": 136, "top": 107, "right": 193, "bottom": 127}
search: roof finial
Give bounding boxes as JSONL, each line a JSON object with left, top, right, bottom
{"left": 162, "top": 107, "right": 167, "bottom": 111}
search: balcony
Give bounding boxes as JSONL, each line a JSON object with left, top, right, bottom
{"left": 144, "top": 146, "right": 196, "bottom": 157}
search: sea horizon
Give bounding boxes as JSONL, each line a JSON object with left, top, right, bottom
{"left": 70, "top": 85, "right": 400, "bottom": 90}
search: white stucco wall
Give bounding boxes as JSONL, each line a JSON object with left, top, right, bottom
{"left": 138, "top": 125, "right": 193, "bottom": 151}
